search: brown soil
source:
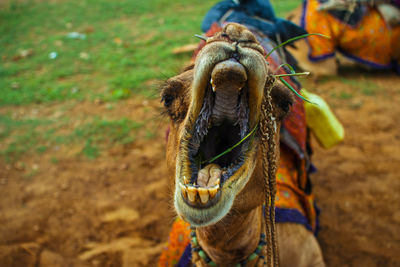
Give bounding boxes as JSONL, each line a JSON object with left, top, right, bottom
{"left": 1, "top": 70, "right": 399, "bottom": 267}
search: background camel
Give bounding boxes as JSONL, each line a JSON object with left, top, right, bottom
{"left": 286, "top": 0, "right": 400, "bottom": 77}
{"left": 159, "top": 23, "right": 324, "bottom": 267}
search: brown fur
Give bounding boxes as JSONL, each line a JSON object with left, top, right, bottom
{"left": 161, "top": 23, "right": 324, "bottom": 266}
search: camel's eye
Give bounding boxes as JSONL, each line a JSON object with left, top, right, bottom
{"left": 161, "top": 81, "right": 188, "bottom": 122}
{"left": 162, "top": 94, "right": 175, "bottom": 108}
{"left": 161, "top": 70, "right": 192, "bottom": 122}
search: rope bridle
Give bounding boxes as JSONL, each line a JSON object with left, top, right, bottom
{"left": 259, "top": 74, "right": 279, "bottom": 267}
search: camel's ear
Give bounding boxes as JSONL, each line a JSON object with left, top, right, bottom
{"left": 269, "top": 80, "right": 294, "bottom": 120}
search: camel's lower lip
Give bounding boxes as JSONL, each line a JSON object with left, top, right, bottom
{"left": 174, "top": 151, "right": 255, "bottom": 226}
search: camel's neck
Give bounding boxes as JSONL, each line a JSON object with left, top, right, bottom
{"left": 196, "top": 206, "right": 263, "bottom": 266}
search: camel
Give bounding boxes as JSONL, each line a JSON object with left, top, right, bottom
{"left": 159, "top": 23, "right": 324, "bottom": 267}
{"left": 286, "top": 0, "right": 400, "bottom": 77}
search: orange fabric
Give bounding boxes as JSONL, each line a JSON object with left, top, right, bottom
{"left": 303, "top": 0, "right": 400, "bottom": 66}
{"left": 158, "top": 218, "right": 191, "bottom": 266}
{"left": 275, "top": 145, "right": 317, "bottom": 232}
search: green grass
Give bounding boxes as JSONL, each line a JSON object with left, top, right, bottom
{"left": 0, "top": 114, "right": 143, "bottom": 161}
{"left": 339, "top": 78, "right": 380, "bottom": 95}
{"left": 0, "top": 0, "right": 302, "bottom": 161}
{"left": 72, "top": 117, "right": 142, "bottom": 145}
{"left": 0, "top": 0, "right": 218, "bottom": 105}
{"left": 0, "top": 0, "right": 301, "bottom": 105}
{"left": 271, "top": 0, "right": 301, "bottom": 15}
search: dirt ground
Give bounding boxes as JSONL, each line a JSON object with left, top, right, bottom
{"left": 1, "top": 69, "right": 399, "bottom": 267}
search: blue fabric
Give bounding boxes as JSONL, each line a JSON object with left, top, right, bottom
{"left": 275, "top": 207, "right": 313, "bottom": 232}
{"left": 177, "top": 243, "right": 192, "bottom": 267}
{"left": 201, "top": 0, "right": 307, "bottom": 43}
{"left": 309, "top": 163, "right": 318, "bottom": 174}
{"left": 337, "top": 47, "right": 397, "bottom": 69}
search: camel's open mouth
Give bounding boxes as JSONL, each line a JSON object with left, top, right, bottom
{"left": 174, "top": 24, "right": 268, "bottom": 226}
{"left": 181, "top": 59, "right": 252, "bottom": 208}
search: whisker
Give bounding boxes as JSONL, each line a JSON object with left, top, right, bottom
{"left": 194, "top": 34, "right": 208, "bottom": 41}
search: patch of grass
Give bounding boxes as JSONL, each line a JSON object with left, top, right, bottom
{"left": 0, "top": 0, "right": 301, "bottom": 105}
{"left": 0, "top": 114, "right": 51, "bottom": 140}
{"left": 71, "top": 117, "right": 142, "bottom": 144}
{"left": 0, "top": 0, "right": 215, "bottom": 105}
{"left": 0, "top": 0, "right": 302, "bottom": 161}
{"left": 0, "top": 114, "right": 142, "bottom": 161}
{"left": 339, "top": 92, "right": 353, "bottom": 99}
{"left": 271, "top": 0, "right": 301, "bottom": 16}
{"left": 0, "top": 114, "right": 53, "bottom": 161}
{"left": 340, "top": 78, "right": 380, "bottom": 96}
{"left": 36, "top": 145, "right": 48, "bottom": 153}
{"left": 82, "top": 138, "right": 99, "bottom": 159}
{"left": 50, "top": 157, "right": 59, "bottom": 164}
{"left": 361, "top": 85, "right": 377, "bottom": 96}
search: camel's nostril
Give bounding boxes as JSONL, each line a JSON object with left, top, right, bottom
{"left": 232, "top": 52, "right": 240, "bottom": 61}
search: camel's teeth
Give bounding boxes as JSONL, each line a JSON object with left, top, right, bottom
{"left": 211, "top": 78, "right": 216, "bottom": 92}
{"left": 187, "top": 186, "right": 197, "bottom": 203}
{"left": 197, "top": 188, "right": 209, "bottom": 204}
{"left": 183, "top": 176, "right": 189, "bottom": 185}
{"left": 208, "top": 187, "right": 218, "bottom": 199}
{"left": 180, "top": 183, "right": 188, "bottom": 199}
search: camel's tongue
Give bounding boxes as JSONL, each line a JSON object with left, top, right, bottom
{"left": 210, "top": 59, "right": 247, "bottom": 126}
{"left": 197, "top": 163, "right": 222, "bottom": 187}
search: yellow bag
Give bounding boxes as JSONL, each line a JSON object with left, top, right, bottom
{"left": 301, "top": 89, "right": 345, "bottom": 149}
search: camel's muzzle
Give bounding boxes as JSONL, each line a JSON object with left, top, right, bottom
{"left": 175, "top": 23, "right": 268, "bottom": 225}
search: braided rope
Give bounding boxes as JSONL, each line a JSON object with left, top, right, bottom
{"left": 260, "top": 75, "right": 279, "bottom": 267}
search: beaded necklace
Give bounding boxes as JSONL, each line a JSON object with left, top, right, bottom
{"left": 190, "top": 227, "right": 267, "bottom": 267}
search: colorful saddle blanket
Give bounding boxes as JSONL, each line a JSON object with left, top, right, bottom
{"left": 302, "top": 0, "right": 400, "bottom": 72}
